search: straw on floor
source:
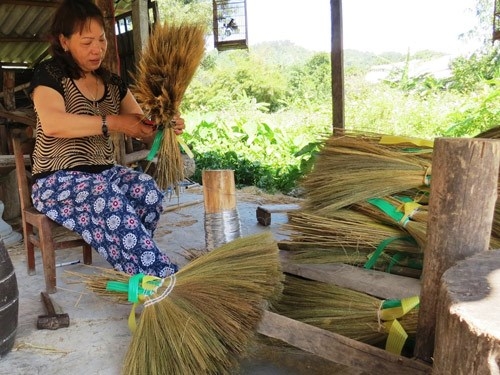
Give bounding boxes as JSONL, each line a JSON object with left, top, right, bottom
{"left": 132, "top": 21, "right": 205, "bottom": 191}
{"left": 72, "top": 232, "right": 283, "bottom": 375}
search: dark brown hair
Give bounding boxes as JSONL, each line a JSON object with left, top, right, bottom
{"left": 49, "top": 0, "right": 108, "bottom": 79}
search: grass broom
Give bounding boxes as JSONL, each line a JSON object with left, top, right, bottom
{"left": 132, "top": 21, "right": 206, "bottom": 192}
{"left": 270, "top": 274, "right": 419, "bottom": 355}
{"left": 301, "top": 134, "right": 432, "bottom": 212}
{"left": 73, "top": 232, "right": 283, "bottom": 375}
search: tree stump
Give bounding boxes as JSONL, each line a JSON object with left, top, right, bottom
{"left": 432, "top": 251, "right": 500, "bottom": 374}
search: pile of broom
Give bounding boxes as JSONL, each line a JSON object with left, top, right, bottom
{"left": 279, "top": 130, "right": 434, "bottom": 277}
{"left": 272, "top": 126, "right": 500, "bottom": 354}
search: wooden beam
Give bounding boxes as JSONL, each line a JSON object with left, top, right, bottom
{"left": 258, "top": 311, "right": 432, "bottom": 375}
{"left": 280, "top": 251, "right": 421, "bottom": 299}
{"left": 0, "top": 37, "right": 47, "bottom": 43}
{"left": 0, "top": 109, "right": 36, "bottom": 127}
{"left": 0, "top": 0, "right": 60, "bottom": 6}
{"left": 2, "top": 71, "right": 16, "bottom": 112}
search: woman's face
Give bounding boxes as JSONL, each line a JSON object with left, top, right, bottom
{"left": 59, "top": 18, "right": 107, "bottom": 74}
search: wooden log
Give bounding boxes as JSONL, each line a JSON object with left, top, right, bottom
{"left": 202, "top": 170, "right": 236, "bottom": 214}
{"left": 414, "top": 138, "right": 500, "bottom": 363}
{"left": 432, "top": 251, "right": 500, "bottom": 374}
{"left": 258, "top": 311, "right": 432, "bottom": 375}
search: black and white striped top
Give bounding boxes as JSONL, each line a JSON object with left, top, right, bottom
{"left": 30, "top": 58, "right": 127, "bottom": 179}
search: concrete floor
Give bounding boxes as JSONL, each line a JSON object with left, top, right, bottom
{"left": 0, "top": 186, "right": 363, "bottom": 375}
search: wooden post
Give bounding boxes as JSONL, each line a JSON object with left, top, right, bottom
{"left": 202, "top": 170, "right": 236, "bottom": 214}
{"left": 330, "top": 0, "right": 344, "bottom": 130}
{"left": 2, "top": 70, "right": 16, "bottom": 155}
{"left": 132, "top": 0, "right": 150, "bottom": 66}
{"left": 96, "top": 0, "right": 125, "bottom": 165}
{"left": 414, "top": 138, "right": 500, "bottom": 363}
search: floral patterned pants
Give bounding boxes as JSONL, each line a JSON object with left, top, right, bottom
{"left": 31, "top": 165, "right": 178, "bottom": 278}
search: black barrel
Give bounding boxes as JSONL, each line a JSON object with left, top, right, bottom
{"left": 0, "top": 239, "right": 19, "bottom": 357}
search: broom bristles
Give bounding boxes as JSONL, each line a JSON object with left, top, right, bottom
{"left": 74, "top": 232, "right": 283, "bottom": 375}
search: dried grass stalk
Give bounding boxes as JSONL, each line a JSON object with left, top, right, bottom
{"left": 132, "top": 21, "right": 206, "bottom": 190}
{"left": 72, "top": 232, "right": 283, "bottom": 375}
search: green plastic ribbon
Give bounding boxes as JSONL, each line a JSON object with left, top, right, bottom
{"left": 386, "top": 252, "right": 422, "bottom": 273}
{"left": 364, "top": 236, "right": 413, "bottom": 269}
{"left": 367, "top": 197, "right": 406, "bottom": 225}
{"left": 106, "top": 273, "right": 163, "bottom": 332}
{"left": 146, "top": 127, "right": 194, "bottom": 161}
{"left": 146, "top": 127, "right": 164, "bottom": 162}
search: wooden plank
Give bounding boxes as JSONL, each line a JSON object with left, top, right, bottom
{"left": 258, "top": 311, "right": 432, "bottom": 375}
{"left": 280, "top": 251, "right": 420, "bottom": 299}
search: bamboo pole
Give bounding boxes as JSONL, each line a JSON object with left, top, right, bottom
{"left": 414, "top": 138, "right": 500, "bottom": 363}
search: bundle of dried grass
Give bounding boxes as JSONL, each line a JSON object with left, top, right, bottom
{"left": 132, "top": 21, "right": 206, "bottom": 191}
{"left": 74, "top": 232, "right": 283, "bottom": 375}
{"left": 270, "top": 274, "right": 419, "bottom": 351}
{"left": 301, "top": 135, "right": 432, "bottom": 212}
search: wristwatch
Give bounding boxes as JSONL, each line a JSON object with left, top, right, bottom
{"left": 101, "top": 114, "right": 109, "bottom": 137}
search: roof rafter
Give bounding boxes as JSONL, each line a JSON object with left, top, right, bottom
{"left": 1, "top": 0, "right": 60, "bottom": 7}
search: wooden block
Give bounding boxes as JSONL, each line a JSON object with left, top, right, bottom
{"left": 256, "top": 203, "right": 301, "bottom": 226}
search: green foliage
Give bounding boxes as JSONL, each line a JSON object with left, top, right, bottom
{"left": 448, "top": 48, "right": 500, "bottom": 92}
{"left": 156, "top": 0, "right": 500, "bottom": 193}
{"left": 443, "top": 80, "right": 500, "bottom": 137}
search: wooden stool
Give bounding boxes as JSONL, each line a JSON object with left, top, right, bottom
{"left": 10, "top": 127, "right": 92, "bottom": 294}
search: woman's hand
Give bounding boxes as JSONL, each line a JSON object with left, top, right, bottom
{"left": 108, "top": 113, "right": 156, "bottom": 140}
{"left": 170, "top": 113, "right": 185, "bottom": 135}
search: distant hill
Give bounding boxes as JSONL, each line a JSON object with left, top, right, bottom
{"left": 249, "top": 41, "right": 447, "bottom": 71}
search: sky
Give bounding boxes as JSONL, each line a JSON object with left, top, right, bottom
{"left": 245, "top": 0, "right": 483, "bottom": 55}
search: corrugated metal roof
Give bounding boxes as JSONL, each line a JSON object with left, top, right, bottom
{"left": 0, "top": 0, "right": 134, "bottom": 68}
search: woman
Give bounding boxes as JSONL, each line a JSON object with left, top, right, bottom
{"left": 29, "top": 0, "right": 182, "bottom": 277}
